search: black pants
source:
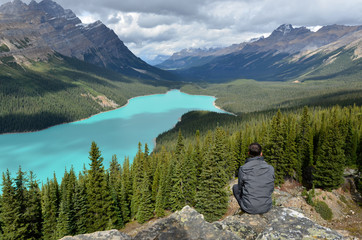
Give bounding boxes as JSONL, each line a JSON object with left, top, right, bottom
{"left": 232, "top": 184, "right": 244, "bottom": 211}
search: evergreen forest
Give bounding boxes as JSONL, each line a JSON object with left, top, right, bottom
{"left": 0, "top": 104, "right": 361, "bottom": 239}
{"left": 0, "top": 54, "right": 172, "bottom": 134}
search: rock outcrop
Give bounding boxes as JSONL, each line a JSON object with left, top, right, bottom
{"left": 61, "top": 230, "right": 132, "bottom": 240}
{"left": 61, "top": 205, "right": 343, "bottom": 240}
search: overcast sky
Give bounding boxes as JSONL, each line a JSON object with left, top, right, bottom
{"left": 2, "top": 0, "right": 362, "bottom": 62}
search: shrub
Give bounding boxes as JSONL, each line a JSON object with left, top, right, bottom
{"left": 356, "top": 177, "right": 362, "bottom": 196}
{"left": 305, "top": 187, "right": 315, "bottom": 206}
{"left": 314, "top": 200, "right": 333, "bottom": 220}
{"left": 339, "top": 195, "right": 347, "bottom": 204}
{"left": 0, "top": 44, "right": 10, "bottom": 52}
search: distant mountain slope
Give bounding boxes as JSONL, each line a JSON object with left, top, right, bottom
{"left": 163, "top": 24, "right": 362, "bottom": 82}
{"left": 0, "top": 0, "right": 179, "bottom": 133}
{"left": 0, "top": 0, "right": 174, "bottom": 80}
{"left": 0, "top": 53, "right": 170, "bottom": 133}
{"left": 156, "top": 43, "right": 248, "bottom": 70}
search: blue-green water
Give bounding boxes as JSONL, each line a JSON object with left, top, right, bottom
{"left": 0, "top": 90, "right": 225, "bottom": 183}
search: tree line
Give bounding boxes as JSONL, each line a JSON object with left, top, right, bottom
{"left": 0, "top": 105, "right": 361, "bottom": 239}
{"left": 0, "top": 55, "right": 170, "bottom": 134}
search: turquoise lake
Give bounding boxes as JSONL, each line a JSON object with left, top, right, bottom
{"left": 0, "top": 90, "right": 225, "bottom": 183}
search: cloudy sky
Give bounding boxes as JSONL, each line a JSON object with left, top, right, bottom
{"left": 2, "top": 0, "right": 362, "bottom": 62}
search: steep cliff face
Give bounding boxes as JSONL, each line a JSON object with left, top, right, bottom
{"left": 60, "top": 206, "right": 343, "bottom": 240}
{"left": 0, "top": 0, "right": 173, "bottom": 80}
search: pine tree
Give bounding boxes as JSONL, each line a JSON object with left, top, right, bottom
{"left": 283, "top": 116, "right": 299, "bottom": 180}
{"left": 195, "top": 128, "right": 229, "bottom": 222}
{"left": 154, "top": 186, "right": 165, "bottom": 218}
{"left": 193, "top": 130, "right": 204, "bottom": 181}
{"left": 106, "top": 178, "right": 124, "bottom": 229}
{"left": 265, "top": 110, "right": 285, "bottom": 185}
{"left": 342, "top": 120, "right": 358, "bottom": 166}
{"left": 107, "top": 155, "right": 124, "bottom": 228}
{"left": 164, "top": 156, "right": 176, "bottom": 210}
{"left": 170, "top": 154, "right": 186, "bottom": 210}
{"left": 151, "top": 156, "right": 161, "bottom": 203}
{"left": 0, "top": 194, "right": 2, "bottom": 236}
{"left": 183, "top": 145, "right": 197, "bottom": 206}
{"left": 120, "top": 157, "right": 131, "bottom": 223}
{"left": 154, "top": 155, "right": 167, "bottom": 217}
{"left": 131, "top": 143, "right": 144, "bottom": 218}
{"left": 42, "top": 174, "right": 60, "bottom": 240}
{"left": 136, "top": 171, "right": 154, "bottom": 223}
{"left": 25, "top": 172, "right": 42, "bottom": 240}
{"left": 170, "top": 131, "right": 187, "bottom": 210}
{"left": 314, "top": 113, "right": 327, "bottom": 165}
{"left": 154, "top": 148, "right": 171, "bottom": 217}
{"left": 231, "top": 130, "right": 245, "bottom": 177}
{"left": 1, "top": 170, "right": 17, "bottom": 239}
{"left": 108, "top": 155, "right": 121, "bottom": 189}
{"left": 141, "top": 143, "right": 155, "bottom": 213}
{"left": 13, "top": 166, "right": 29, "bottom": 239}
{"left": 73, "top": 173, "right": 88, "bottom": 234}
{"left": 56, "top": 168, "right": 77, "bottom": 238}
{"left": 298, "top": 106, "right": 314, "bottom": 186}
{"left": 213, "top": 127, "right": 231, "bottom": 178}
{"left": 175, "top": 130, "right": 185, "bottom": 157}
{"left": 86, "top": 141, "right": 114, "bottom": 232}
{"left": 356, "top": 133, "right": 362, "bottom": 194}
{"left": 313, "top": 110, "right": 345, "bottom": 189}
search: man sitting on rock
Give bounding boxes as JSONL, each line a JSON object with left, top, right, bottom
{"left": 233, "top": 142, "right": 275, "bottom": 214}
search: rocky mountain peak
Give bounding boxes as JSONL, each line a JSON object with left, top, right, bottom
{"left": 269, "top": 24, "right": 311, "bottom": 39}
{"left": 12, "top": 0, "right": 24, "bottom": 4}
{"left": 276, "top": 23, "right": 293, "bottom": 35}
{"left": 27, "top": 0, "right": 77, "bottom": 19}
{"left": 0, "top": 0, "right": 27, "bottom": 14}
{"left": 0, "top": 0, "right": 172, "bottom": 80}
{"left": 0, "top": 0, "right": 77, "bottom": 20}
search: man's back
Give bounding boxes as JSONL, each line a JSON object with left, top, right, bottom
{"left": 237, "top": 156, "right": 274, "bottom": 214}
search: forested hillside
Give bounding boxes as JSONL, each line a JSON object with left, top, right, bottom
{"left": 1, "top": 105, "right": 361, "bottom": 239}
{"left": 0, "top": 0, "right": 179, "bottom": 134}
{"left": 181, "top": 77, "right": 362, "bottom": 114}
{"left": 0, "top": 54, "right": 173, "bottom": 133}
{"left": 0, "top": 0, "right": 173, "bottom": 80}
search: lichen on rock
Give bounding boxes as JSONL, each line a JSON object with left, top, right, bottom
{"left": 60, "top": 206, "right": 343, "bottom": 240}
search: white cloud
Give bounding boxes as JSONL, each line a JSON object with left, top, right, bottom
{"left": 78, "top": 11, "right": 99, "bottom": 24}
{"left": 1, "top": 0, "right": 362, "bottom": 61}
{"left": 306, "top": 26, "right": 323, "bottom": 32}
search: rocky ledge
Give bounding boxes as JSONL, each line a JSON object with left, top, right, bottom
{"left": 61, "top": 205, "right": 342, "bottom": 240}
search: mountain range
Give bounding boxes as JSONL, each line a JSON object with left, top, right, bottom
{"left": 0, "top": 0, "right": 177, "bottom": 133}
{"left": 0, "top": 0, "right": 361, "bottom": 133}
{"left": 0, "top": 0, "right": 173, "bottom": 80}
{"left": 2, "top": 0, "right": 361, "bottom": 83}
{"left": 158, "top": 24, "right": 362, "bottom": 82}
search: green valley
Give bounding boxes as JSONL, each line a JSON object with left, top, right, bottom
{"left": 181, "top": 77, "right": 361, "bottom": 114}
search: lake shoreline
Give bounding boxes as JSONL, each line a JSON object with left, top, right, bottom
{"left": 0, "top": 89, "right": 230, "bottom": 184}
{"left": 1, "top": 89, "right": 231, "bottom": 136}
{"left": 0, "top": 90, "right": 169, "bottom": 136}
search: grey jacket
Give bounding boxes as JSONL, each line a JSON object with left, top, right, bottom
{"left": 237, "top": 156, "right": 275, "bottom": 214}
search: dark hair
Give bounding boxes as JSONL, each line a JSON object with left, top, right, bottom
{"left": 248, "top": 143, "right": 262, "bottom": 157}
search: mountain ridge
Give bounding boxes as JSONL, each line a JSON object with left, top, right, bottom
{"left": 0, "top": 0, "right": 174, "bottom": 81}
{"left": 157, "top": 23, "right": 362, "bottom": 82}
